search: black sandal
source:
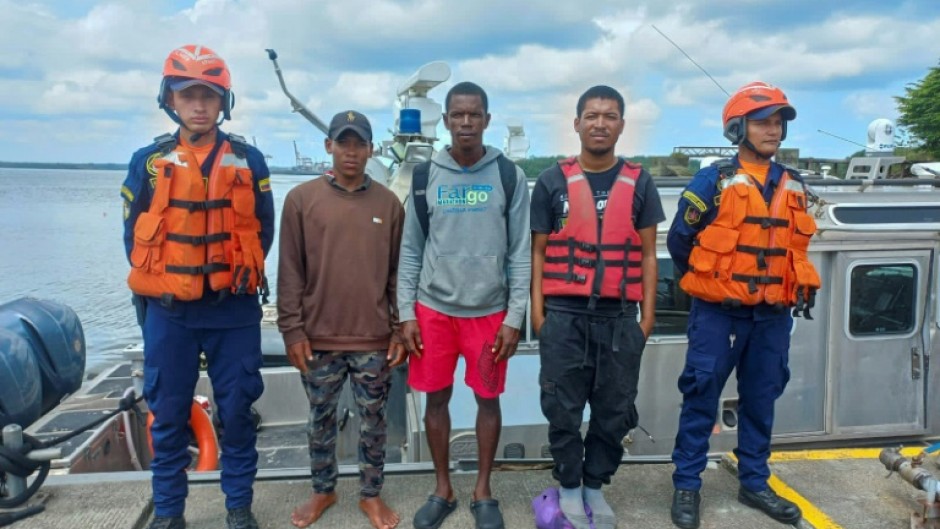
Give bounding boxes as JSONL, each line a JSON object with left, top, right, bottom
{"left": 413, "top": 495, "right": 457, "bottom": 529}
{"left": 470, "top": 498, "right": 504, "bottom": 529}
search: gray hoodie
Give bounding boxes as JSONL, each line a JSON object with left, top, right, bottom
{"left": 397, "top": 146, "right": 531, "bottom": 328}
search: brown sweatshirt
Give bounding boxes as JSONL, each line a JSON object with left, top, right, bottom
{"left": 277, "top": 176, "right": 404, "bottom": 351}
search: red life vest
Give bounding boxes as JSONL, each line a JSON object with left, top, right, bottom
{"left": 679, "top": 169, "right": 821, "bottom": 312}
{"left": 127, "top": 139, "right": 266, "bottom": 302}
{"left": 542, "top": 157, "right": 644, "bottom": 305}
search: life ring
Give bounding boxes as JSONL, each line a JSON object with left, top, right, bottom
{"left": 146, "top": 400, "right": 219, "bottom": 472}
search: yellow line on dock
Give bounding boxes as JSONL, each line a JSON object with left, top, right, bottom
{"left": 767, "top": 473, "right": 843, "bottom": 529}
{"left": 768, "top": 446, "right": 924, "bottom": 462}
{"left": 725, "top": 447, "right": 928, "bottom": 528}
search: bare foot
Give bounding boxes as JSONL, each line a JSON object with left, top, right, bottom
{"left": 290, "top": 492, "right": 337, "bottom": 528}
{"left": 359, "top": 496, "right": 400, "bottom": 529}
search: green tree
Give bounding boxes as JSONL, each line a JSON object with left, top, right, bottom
{"left": 896, "top": 62, "right": 940, "bottom": 158}
{"left": 517, "top": 156, "right": 567, "bottom": 178}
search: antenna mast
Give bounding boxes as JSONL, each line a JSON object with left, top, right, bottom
{"left": 651, "top": 24, "right": 730, "bottom": 97}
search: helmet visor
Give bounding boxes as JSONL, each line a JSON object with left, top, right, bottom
{"left": 168, "top": 78, "right": 224, "bottom": 97}
{"left": 748, "top": 104, "right": 796, "bottom": 121}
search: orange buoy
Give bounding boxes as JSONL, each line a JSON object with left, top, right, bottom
{"left": 146, "top": 400, "right": 219, "bottom": 472}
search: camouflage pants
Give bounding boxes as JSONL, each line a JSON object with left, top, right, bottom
{"left": 302, "top": 350, "right": 391, "bottom": 497}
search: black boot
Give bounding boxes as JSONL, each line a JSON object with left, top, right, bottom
{"left": 670, "top": 489, "right": 701, "bottom": 529}
{"left": 226, "top": 507, "right": 259, "bottom": 529}
{"left": 738, "top": 487, "right": 802, "bottom": 524}
{"left": 147, "top": 516, "right": 185, "bottom": 529}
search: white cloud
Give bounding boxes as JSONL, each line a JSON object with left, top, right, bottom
{"left": 2, "top": 0, "right": 940, "bottom": 162}
{"left": 843, "top": 91, "right": 900, "bottom": 121}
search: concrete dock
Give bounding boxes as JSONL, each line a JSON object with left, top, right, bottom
{"left": 3, "top": 447, "right": 930, "bottom": 528}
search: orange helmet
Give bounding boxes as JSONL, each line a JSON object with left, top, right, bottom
{"left": 157, "top": 44, "right": 234, "bottom": 123}
{"left": 722, "top": 81, "right": 796, "bottom": 144}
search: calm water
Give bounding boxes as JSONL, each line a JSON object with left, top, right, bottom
{"left": 0, "top": 168, "right": 309, "bottom": 374}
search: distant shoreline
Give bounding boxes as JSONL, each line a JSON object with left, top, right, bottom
{"left": 0, "top": 161, "right": 128, "bottom": 170}
{"left": 0, "top": 161, "right": 316, "bottom": 175}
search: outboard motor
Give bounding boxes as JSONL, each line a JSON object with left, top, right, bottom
{"left": 0, "top": 298, "right": 85, "bottom": 428}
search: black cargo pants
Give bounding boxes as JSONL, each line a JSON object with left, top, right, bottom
{"left": 538, "top": 306, "right": 646, "bottom": 489}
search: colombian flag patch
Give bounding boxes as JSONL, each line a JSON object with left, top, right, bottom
{"left": 259, "top": 177, "right": 271, "bottom": 192}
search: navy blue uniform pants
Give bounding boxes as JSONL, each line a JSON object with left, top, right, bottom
{"left": 539, "top": 307, "right": 646, "bottom": 489}
{"left": 671, "top": 300, "right": 792, "bottom": 493}
{"left": 143, "top": 309, "right": 264, "bottom": 517}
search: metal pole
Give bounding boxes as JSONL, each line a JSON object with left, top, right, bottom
{"left": 2, "top": 424, "right": 26, "bottom": 498}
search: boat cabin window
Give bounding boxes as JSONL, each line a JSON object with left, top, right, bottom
{"left": 848, "top": 264, "right": 916, "bottom": 336}
{"left": 655, "top": 258, "right": 692, "bottom": 335}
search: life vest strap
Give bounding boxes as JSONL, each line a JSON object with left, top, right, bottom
{"left": 546, "top": 239, "right": 641, "bottom": 253}
{"left": 168, "top": 198, "right": 233, "bottom": 212}
{"left": 543, "top": 271, "right": 587, "bottom": 284}
{"left": 165, "top": 262, "right": 230, "bottom": 276}
{"left": 166, "top": 232, "right": 232, "bottom": 246}
{"left": 731, "top": 273, "right": 784, "bottom": 294}
{"left": 545, "top": 256, "right": 642, "bottom": 267}
{"left": 743, "top": 216, "right": 789, "bottom": 229}
{"left": 792, "top": 287, "right": 817, "bottom": 320}
{"left": 547, "top": 239, "right": 596, "bottom": 252}
{"left": 736, "top": 245, "right": 787, "bottom": 270}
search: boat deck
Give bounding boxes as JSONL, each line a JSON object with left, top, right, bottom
{"left": 4, "top": 447, "right": 930, "bottom": 529}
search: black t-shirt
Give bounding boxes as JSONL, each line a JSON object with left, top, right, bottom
{"left": 530, "top": 159, "right": 666, "bottom": 314}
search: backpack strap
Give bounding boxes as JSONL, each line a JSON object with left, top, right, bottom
{"left": 411, "top": 154, "right": 519, "bottom": 240}
{"left": 496, "top": 154, "right": 518, "bottom": 216}
{"left": 411, "top": 161, "right": 432, "bottom": 239}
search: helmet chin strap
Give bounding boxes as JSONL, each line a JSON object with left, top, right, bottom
{"left": 742, "top": 138, "right": 773, "bottom": 161}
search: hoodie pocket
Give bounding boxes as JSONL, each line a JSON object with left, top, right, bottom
{"left": 427, "top": 255, "right": 505, "bottom": 308}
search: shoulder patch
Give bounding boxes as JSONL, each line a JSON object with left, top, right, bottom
{"left": 258, "top": 177, "right": 271, "bottom": 193}
{"left": 145, "top": 152, "right": 160, "bottom": 176}
{"left": 682, "top": 190, "right": 707, "bottom": 212}
{"left": 683, "top": 206, "right": 702, "bottom": 225}
{"left": 121, "top": 185, "right": 134, "bottom": 202}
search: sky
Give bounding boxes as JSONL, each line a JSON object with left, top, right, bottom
{"left": 2, "top": 0, "right": 940, "bottom": 166}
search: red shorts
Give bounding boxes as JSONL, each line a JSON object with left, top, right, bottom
{"left": 408, "top": 302, "right": 508, "bottom": 399}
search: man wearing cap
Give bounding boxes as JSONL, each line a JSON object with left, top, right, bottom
{"left": 277, "top": 110, "right": 406, "bottom": 529}
{"left": 122, "top": 45, "right": 274, "bottom": 529}
{"left": 667, "top": 81, "right": 819, "bottom": 528}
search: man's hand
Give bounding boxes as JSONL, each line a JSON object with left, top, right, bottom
{"left": 493, "top": 324, "right": 520, "bottom": 362}
{"left": 387, "top": 332, "right": 408, "bottom": 367}
{"left": 286, "top": 340, "right": 312, "bottom": 374}
{"left": 532, "top": 311, "right": 545, "bottom": 337}
{"left": 639, "top": 318, "right": 654, "bottom": 340}
{"left": 401, "top": 320, "right": 423, "bottom": 358}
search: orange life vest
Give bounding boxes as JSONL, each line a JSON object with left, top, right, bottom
{"left": 679, "top": 169, "right": 821, "bottom": 313}
{"left": 127, "top": 139, "right": 266, "bottom": 302}
{"left": 542, "top": 157, "right": 644, "bottom": 306}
